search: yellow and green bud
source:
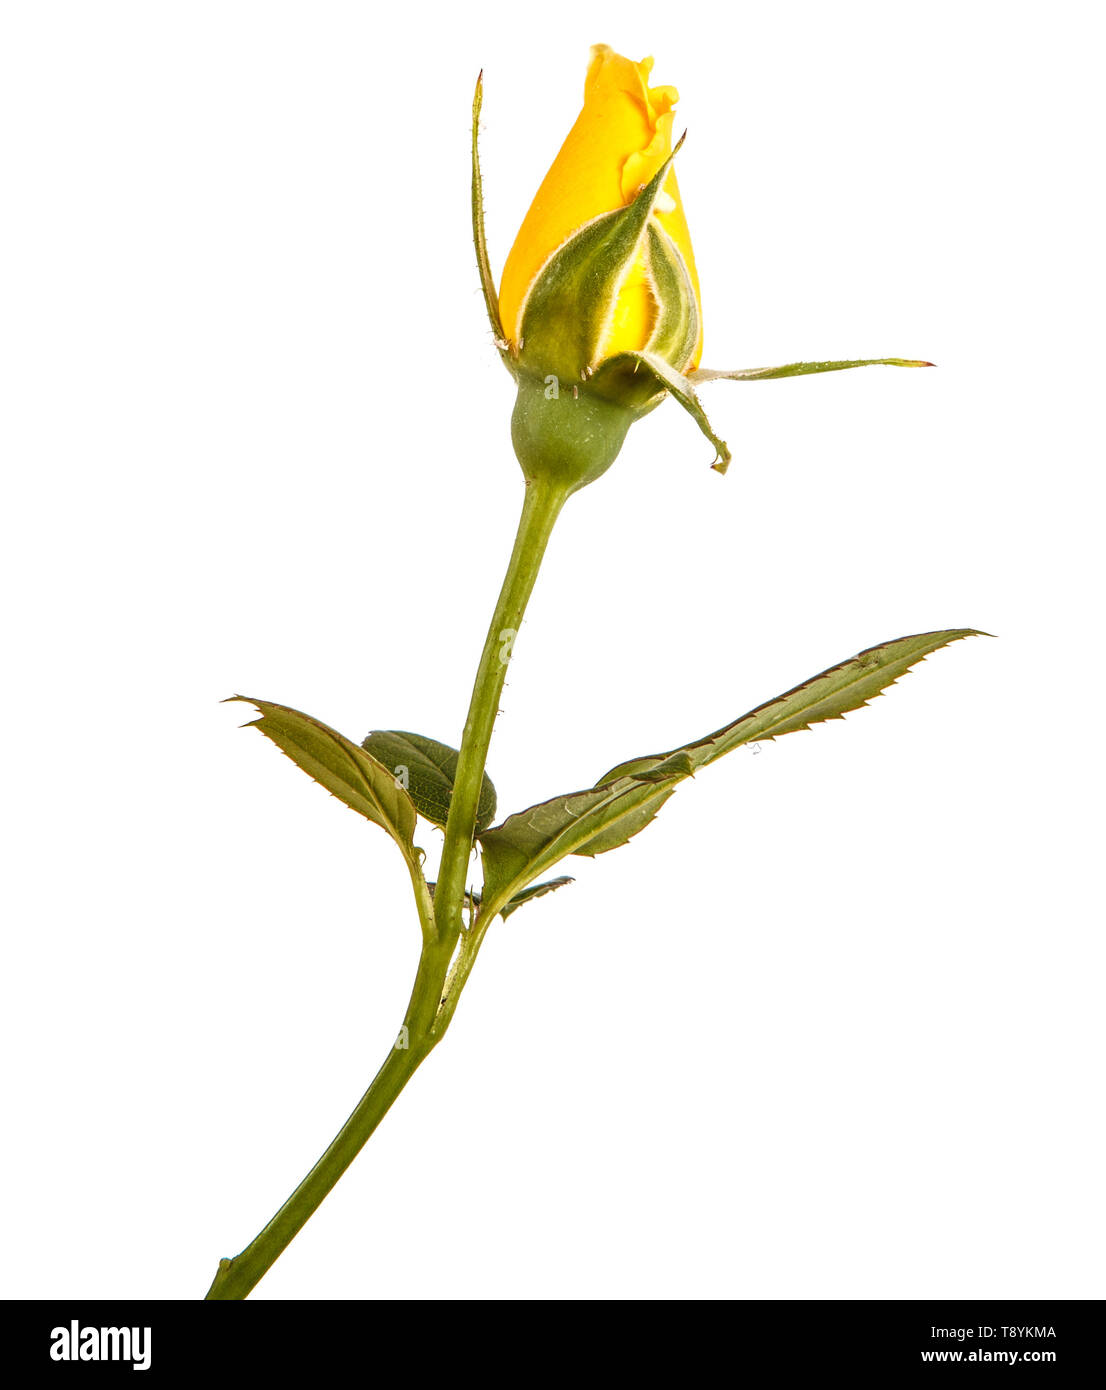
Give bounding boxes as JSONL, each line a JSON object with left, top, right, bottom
{"left": 475, "top": 46, "right": 704, "bottom": 491}
{"left": 472, "top": 45, "right": 934, "bottom": 492}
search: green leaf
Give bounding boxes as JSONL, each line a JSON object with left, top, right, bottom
{"left": 478, "top": 629, "right": 982, "bottom": 910}
{"left": 228, "top": 697, "right": 418, "bottom": 856}
{"left": 570, "top": 785, "right": 681, "bottom": 857}
{"left": 599, "top": 628, "right": 984, "bottom": 779}
{"left": 427, "top": 874, "right": 575, "bottom": 922}
{"left": 479, "top": 777, "right": 685, "bottom": 907}
{"left": 689, "top": 358, "right": 933, "bottom": 384}
{"left": 500, "top": 875, "right": 575, "bottom": 920}
{"left": 361, "top": 730, "right": 497, "bottom": 832}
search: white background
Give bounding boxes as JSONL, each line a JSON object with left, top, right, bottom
{"left": 2, "top": 0, "right": 1103, "bottom": 1300}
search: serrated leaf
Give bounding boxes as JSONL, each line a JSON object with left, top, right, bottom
{"left": 620, "top": 750, "right": 695, "bottom": 783}
{"left": 361, "top": 730, "right": 497, "bottom": 832}
{"left": 478, "top": 629, "right": 982, "bottom": 911}
{"left": 570, "top": 783, "right": 680, "bottom": 857}
{"left": 500, "top": 876, "right": 576, "bottom": 920}
{"left": 427, "top": 874, "right": 575, "bottom": 922}
{"left": 479, "top": 776, "right": 686, "bottom": 906}
{"left": 229, "top": 697, "right": 418, "bottom": 856}
{"left": 598, "top": 628, "right": 984, "bottom": 779}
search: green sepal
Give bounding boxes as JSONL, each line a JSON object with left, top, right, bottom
{"left": 471, "top": 72, "right": 513, "bottom": 371}
{"left": 228, "top": 696, "right": 419, "bottom": 860}
{"left": 478, "top": 628, "right": 983, "bottom": 911}
{"left": 361, "top": 729, "right": 497, "bottom": 832}
{"left": 517, "top": 137, "right": 685, "bottom": 384}
{"left": 690, "top": 358, "right": 933, "bottom": 383}
{"left": 644, "top": 223, "right": 699, "bottom": 371}
{"left": 590, "top": 350, "right": 732, "bottom": 472}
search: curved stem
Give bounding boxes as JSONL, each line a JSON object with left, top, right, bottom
{"left": 433, "top": 477, "right": 569, "bottom": 945}
{"left": 204, "top": 934, "right": 452, "bottom": 1301}
{"left": 205, "top": 477, "right": 569, "bottom": 1300}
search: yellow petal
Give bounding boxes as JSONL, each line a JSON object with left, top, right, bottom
{"left": 499, "top": 44, "right": 703, "bottom": 368}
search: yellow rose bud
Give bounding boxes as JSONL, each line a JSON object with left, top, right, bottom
{"left": 471, "top": 46, "right": 931, "bottom": 489}
{"left": 483, "top": 46, "right": 704, "bottom": 492}
{"left": 499, "top": 44, "right": 702, "bottom": 377}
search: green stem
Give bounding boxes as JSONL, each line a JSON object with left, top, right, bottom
{"left": 205, "top": 477, "right": 568, "bottom": 1300}
{"left": 204, "top": 934, "right": 453, "bottom": 1301}
{"left": 433, "top": 476, "right": 569, "bottom": 944}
